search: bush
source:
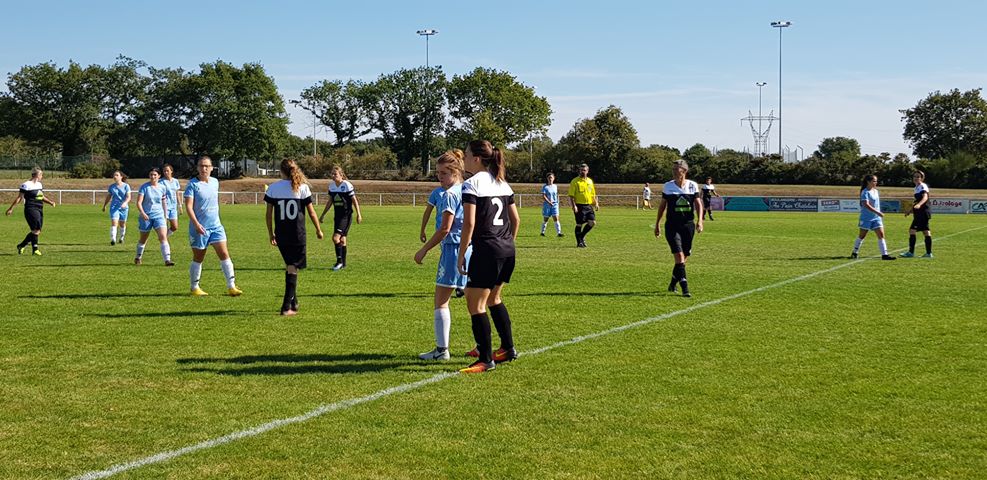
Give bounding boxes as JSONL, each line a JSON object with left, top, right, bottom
{"left": 68, "top": 158, "right": 123, "bottom": 179}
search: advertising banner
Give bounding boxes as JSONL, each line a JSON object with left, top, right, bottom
{"left": 969, "top": 200, "right": 987, "bottom": 214}
{"left": 882, "top": 200, "right": 901, "bottom": 213}
{"left": 930, "top": 198, "right": 969, "bottom": 214}
{"left": 818, "top": 199, "right": 841, "bottom": 212}
{"left": 769, "top": 197, "right": 818, "bottom": 212}
{"left": 723, "top": 196, "right": 769, "bottom": 211}
{"left": 709, "top": 197, "right": 724, "bottom": 211}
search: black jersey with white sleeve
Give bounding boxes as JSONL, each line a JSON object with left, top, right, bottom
{"left": 329, "top": 180, "right": 355, "bottom": 216}
{"left": 663, "top": 180, "right": 700, "bottom": 226}
{"left": 462, "top": 171, "right": 515, "bottom": 258}
{"left": 265, "top": 180, "right": 313, "bottom": 246}
{"left": 19, "top": 181, "right": 45, "bottom": 211}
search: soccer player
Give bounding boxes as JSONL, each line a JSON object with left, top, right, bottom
{"left": 851, "top": 174, "right": 896, "bottom": 261}
{"left": 319, "top": 165, "right": 362, "bottom": 271}
{"left": 654, "top": 160, "right": 704, "bottom": 297}
{"left": 101, "top": 170, "right": 131, "bottom": 245}
{"left": 568, "top": 163, "right": 599, "bottom": 248}
{"left": 6, "top": 166, "right": 56, "bottom": 255}
{"left": 415, "top": 150, "right": 472, "bottom": 360}
{"left": 457, "top": 140, "right": 520, "bottom": 374}
{"left": 701, "top": 177, "right": 720, "bottom": 220}
{"left": 901, "top": 170, "right": 933, "bottom": 258}
{"left": 184, "top": 155, "right": 242, "bottom": 295}
{"left": 642, "top": 182, "right": 653, "bottom": 209}
{"left": 161, "top": 163, "right": 182, "bottom": 235}
{"left": 134, "top": 168, "right": 173, "bottom": 266}
{"left": 420, "top": 185, "right": 444, "bottom": 243}
{"left": 265, "top": 159, "right": 324, "bottom": 315}
{"left": 540, "top": 172, "right": 564, "bottom": 237}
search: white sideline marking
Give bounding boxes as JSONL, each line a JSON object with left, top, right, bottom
{"left": 70, "top": 226, "right": 985, "bottom": 480}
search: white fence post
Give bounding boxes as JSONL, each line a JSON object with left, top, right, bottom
{"left": 379, "top": 193, "right": 382, "bottom": 206}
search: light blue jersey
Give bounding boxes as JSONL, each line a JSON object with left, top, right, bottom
{"left": 108, "top": 182, "right": 131, "bottom": 210}
{"left": 437, "top": 183, "right": 465, "bottom": 246}
{"left": 184, "top": 176, "right": 222, "bottom": 230}
{"left": 427, "top": 186, "right": 444, "bottom": 207}
{"left": 161, "top": 178, "right": 181, "bottom": 218}
{"left": 542, "top": 183, "right": 560, "bottom": 217}
{"left": 859, "top": 188, "right": 883, "bottom": 230}
{"left": 138, "top": 182, "right": 166, "bottom": 219}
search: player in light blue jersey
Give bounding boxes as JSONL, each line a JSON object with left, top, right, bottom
{"left": 184, "top": 155, "right": 241, "bottom": 296}
{"left": 419, "top": 185, "right": 445, "bottom": 243}
{"left": 414, "top": 150, "right": 472, "bottom": 361}
{"left": 540, "top": 172, "right": 563, "bottom": 237}
{"left": 101, "top": 170, "right": 131, "bottom": 245}
{"left": 134, "top": 168, "right": 173, "bottom": 266}
{"left": 161, "top": 163, "right": 182, "bottom": 235}
{"left": 851, "top": 174, "right": 896, "bottom": 261}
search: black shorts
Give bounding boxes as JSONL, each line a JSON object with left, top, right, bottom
{"left": 467, "top": 254, "right": 515, "bottom": 289}
{"left": 25, "top": 208, "right": 43, "bottom": 231}
{"left": 664, "top": 222, "right": 695, "bottom": 256}
{"left": 334, "top": 213, "right": 352, "bottom": 236}
{"left": 277, "top": 242, "right": 307, "bottom": 269}
{"left": 702, "top": 197, "right": 712, "bottom": 210}
{"left": 574, "top": 204, "right": 595, "bottom": 225}
{"left": 909, "top": 211, "right": 931, "bottom": 232}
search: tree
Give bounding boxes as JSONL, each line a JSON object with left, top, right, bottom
{"left": 545, "top": 105, "right": 639, "bottom": 182}
{"left": 363, "top": 67, "right": 446, "bottom": 172}
{"left": 445, "top": 67, "right": 551, "bottom": 150}
{"left": 901, "top": 88, "right": 987, "bottom": 159}
{"left": 299, "top": 80, "right": 373, "bottom": 148}
{"left": 809, "top": 136, "right": 862, "bottom": 184}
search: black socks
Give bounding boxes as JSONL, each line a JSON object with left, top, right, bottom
{"left": 489, "top": 303, "right": 514, "bottom": 351}
{"left": 282, "top": 272, "right": 298, "bottom": 312}
{"left": 470, "top": 312, "right": 493, "bottom": 363}
{"left": 924, "top": 236, "right": 932, "bottom": 254}
{"left": 909, "top": 234, "right": 916, "bottom": 253}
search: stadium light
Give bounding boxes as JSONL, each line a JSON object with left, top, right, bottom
{"left": 416, "top": 28, "right": 439, "bottom": 175}
{"left": 771, "top": 21, "right": 792, "bottom": 158}
{"left": 416, "top": 29, "right": 438, "bottom": 68}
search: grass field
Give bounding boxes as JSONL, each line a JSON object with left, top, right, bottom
{"left": 2, "top": 204, "right": 986, "bottom": 479}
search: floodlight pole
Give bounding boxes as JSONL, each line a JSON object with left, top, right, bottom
{"left": 416, "top": 29, "right": 438, "bottom": 175}
{"left": 756, "top": 82, "right": 767, "bottom": 156}
{"left": 771, "top": 21, "right": 791, "bottom": 158}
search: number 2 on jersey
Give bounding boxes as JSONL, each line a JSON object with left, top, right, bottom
{"left": 278, "top": 199, "right": 298, "bottom": 220}
{"left": 491, "top": 197, "right": 505, "bottom": 226}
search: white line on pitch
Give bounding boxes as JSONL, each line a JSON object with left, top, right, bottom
{"left": 69, "top": 225, "right": 986, "bottom": 480}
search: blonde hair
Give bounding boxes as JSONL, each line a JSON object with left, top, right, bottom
{"left": 31, "top": 166, "right": 42, "bottom": 179}
{"left": 280, "top": 159, "right": 308, "bottom": 192}
{"left": 436, "top": 149, "right": 465, "bottom": 178}
{"left": 331, "top": 165, "right": 347, "bottom": 180}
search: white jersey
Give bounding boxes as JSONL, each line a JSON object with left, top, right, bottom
{"left": 265, "top": 180, "right": 313, "bottom": 246}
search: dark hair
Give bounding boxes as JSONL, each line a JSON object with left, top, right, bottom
{"left": 163, "top": 163, "right": 174, "bottom": 172}
{"left": 197, "top": 155, "right": 211, "bottom": 164}
{"left": 913, "top": 170, "right": 925, "bottom": 180}
{"left": 468, "top": 140, "right": 506, "bottom": 182}
{"left": 546, "top": 172, "right": 555, "bottom": 180}
{"left": 280, "top": 159, "right": 308, "bottom": 192}
{"left": 149, "top": 167, "right": 161, "bottom": 177}
{"left": 113, "top": 170, "right": 128, "bottom": 182}
{"left": 860, "top": 174, "right": 877, "bottom": 192}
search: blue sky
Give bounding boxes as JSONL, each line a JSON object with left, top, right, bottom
{"left": 2, "top": 0, "right": 985, "bottom": 157}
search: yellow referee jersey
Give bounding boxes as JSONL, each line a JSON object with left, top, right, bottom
{"left": 568, "top": 177, "right": 596, "bottom": 204}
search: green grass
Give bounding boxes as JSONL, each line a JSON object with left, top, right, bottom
{"left": 2, "top": 205, "right": 986, "bottom": 479}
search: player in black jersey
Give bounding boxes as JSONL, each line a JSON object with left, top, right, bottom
{"left": 319, "top": 165, "right": 362, "bottom": 271}
{"left": 6, "top": 167, "right": 57, "bottom": 255}
{"left": 458, "top": 140, "right": 520, "bottom": 373}
{"left": 654, "top": 160, "right": 704, "bottom": 297}
{"left": 701, "top": 177, "right": 720, "bottom": 220}
{"left": 901, "top": 170, "right": 933, "bottom": 258}
{"left": 266, "top": 159, "right": 325, "bottom": 316}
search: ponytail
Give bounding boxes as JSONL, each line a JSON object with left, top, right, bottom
{"left": 467, "top": 140, "right": 506, "bottom": 182}
{"left": 436, "top": 149, "right": 465, "bottom": 179}
{"left": 860, "top": 174, "right": 876, "bottom": 192}
{"left": 280, "top": 159, "right": 308, "bottom": 192}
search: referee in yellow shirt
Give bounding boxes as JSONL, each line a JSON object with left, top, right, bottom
{"left": 568, "top": 163, "right": 599, "bottom": 248}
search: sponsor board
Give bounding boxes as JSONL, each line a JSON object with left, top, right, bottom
{"left": 882, "top": 200, "right": 901, "bottom": 213}
{"left": 709, "top": 197, "right": 724, "bottom": 211}
{"left": 930, "top": 198, "right": 968, "bottom": 214}
{"left": 723, "top": 196, "right": 769, "bottom": 211}
{"left": 970, "top": 200, "right": 987, "bottom": 214}
{"left": 769, "top": 197, "right": 819, "bottom": 211}
{"left": 818, "top": 199, "right": 860, "bottom": 213}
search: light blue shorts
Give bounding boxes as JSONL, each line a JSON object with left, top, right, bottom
{"left": 542, "top": 204, "right": 559, "bottom": 218}
{"left": 166, "top": 206, "right": 179, "bottom": 220}
{"left": 110, "top": 206, "right": 129, "bottom": 222}
{"left": 189, "top": 224, "right": 227, "bottom": 250}
{"left": 436, "top": 242, "right": 470, "bottom": 289}
{"left": 858, "top": 217, "right": 884, "bottom": 231}
{"left": 138, "top": 215, "right": 167, "bottom": 232}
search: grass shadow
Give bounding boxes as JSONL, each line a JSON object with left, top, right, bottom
{"left": 177, "top": 353, "right": 396, "bottom": 364}
{"left": 22, "top": 293, "right": 178, "bottom": 299}
{"left": 790, "top": 256, "right": 854, "bottom": 260}
{"left": 87, "top": 310, "right": 238, "bottom": 318}
{"left": 179, "top": 352, "right": 442, "bottom": 375}
{"left": 308, "top": 292, "right": 431, "bottom": 299}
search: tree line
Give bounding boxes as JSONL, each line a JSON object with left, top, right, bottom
{"left": 2, "top": 56, "right": 985, "bottom": 188}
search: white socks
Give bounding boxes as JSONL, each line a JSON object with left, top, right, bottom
{"left": 136, "top": 243, "right": 146, "bottom": 258}
{"left": 555, "top": 221, "right": 562, "bottom": 235}
{"left": 110, "top": 226, "right": 117, "bottom": 242}
{"left": 878, "top": 239, "right": 888, "bottom": 256}
{"left": 190, "top": 261, "right": 202, "bottom": 289}
{"left": 853, "top": 238, "right": 863, "bottom": 253}
{"left": 220, "top": 259, "right": 236, "bottom": 288}
{"left": 434, "top": 307, "right": 451, "bottom": 349}
{"left": 119, "top": 227, "right": 126, "bottom": 241}
{"left": 160, "top": 242, "right": 171, "bottom": 262}
{"left": 541, "top": 222, "right": 547, "bottom": 234}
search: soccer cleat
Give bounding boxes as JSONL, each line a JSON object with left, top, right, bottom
{"left": 493, "top": 347, "right": 518, "bottom": 363}
{"left": 850, "top": 252, "right": 858, "bottom": 259}
{"left": 32, "top": 249, "right": 42, "bottom": 256}
{"left": 191, "top": 287, "right": 209, "bottom": 297}
{"left": 540, "top": 232, "right": 545, "bottom": 236}
{"left": 164, "top": 261, "right": 175, "bottom": 267}
{"left": 110, "top": 240, "right": 116, "bottom": 246}
{"left": 227, "top": 286, "right": 243, "bottom": 297}
{"left": 680, "top": 281, "right": 691, "bottom": 298}
{"left": 280, "top": 309, "right": 297, "bottom": 316}
{"left": 418, "top": 348, "right": 451, "bottom": 361}
{"left": 459, "top": 360, "right": 495, "bottom": 374}
{"left": 331, "top": 263, "right": 345, "bottom": 271}
{"left": 668, "top": 277, "right": 677, "bottom": 293}
{"left": 921, "top": 253, "right": 934, "bottom": 259}
{"left": 557, "top": 233, "right": 565, "bottom": 237}
{"left": 465, "top": 346, "right": 479, "bottom": 358}
{"left": 118, "top": 237, "right": 124, "bottom": 244}
{"left": 134, "top": 257, "right": 142, "bottom": 265}
{"left": 17, "top": 245, "right": 25, "bottom": 255}
{"left": 455, "top": 288, "right": 465, "bottom": 298}
{"left": 881, "top": 255, "right": 897, "bottom": 261}
{"left": 899, "top": 252, "right": 914, "bottom": 258}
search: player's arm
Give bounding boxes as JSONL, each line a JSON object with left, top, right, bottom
{"left": 912, "top": 191, "right": 928, "bottom": 212}
{"left": 694, "top": 196, "right": 704, "bottom": 233}
{"left": 265, "top": 203, "right": 277, "bottom": 246}
{"left": 420, "top": 204, "right": 435, "bottom": 243}
{"left": 185, "top": 195, "right": 205, "bottom": 234}
{"left": 5, "top": 192, "right": 24, "bottom": 215}
{"left": 416, "top": 211, "right": 453, "bottom": 264}
{"left": 351, "top": 193, "right": 362, "bottom": 224}
{"left": 569, "top": 194, "right": 577, "bottom": 213}
{"left": 458, "top": 203, "right": 476, "bottom": 275}
{"left": 306, "top": 203, "right": 324, "bottom": 240}
{"left": 592, "top": 186, "right": 600, "bottom": 210}
{"left": 123, "top": 189, "right": 131, "bottom": 207}
{"left": 863, "top": 199, "right": 883, "bottom": 217}
{"left": 654, "top": 198, "right": 667, "bottom": 237}
{"left": 542, "top": 191, "right": 551, "bottom": 204}
{"left": 508, "top": 203, "right": 521, "bottom": 241}
{"left": 175, "top": 183, "right": 182, "bottom": 216}
{"left": 44, "top": 195, "right": 57, "bottom": 207}
{"left": 102, "top": 192, "right": 112, "bottom": 211}
{"left": 137, "top": 193, "right": 149, "bottom": 220}
{"left": 318, "top": 198, "right": 331, "bottom": 223}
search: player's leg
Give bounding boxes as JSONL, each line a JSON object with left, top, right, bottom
{"left": 211, "top": 237, "right": 240, "bottom": 295}
{"left": 190, "top": 247, "right": 208, "bottom": 295}
{"left": 117, "top": 210, "right": 127, "bottom": 243}
{"left": 420, "top": 286, "right": 455, "bottom": 360}
{"left": 155, "top": 226, "right": 173, "bottom": 265}
{"left": 110, "top": 217, "right": 119, "bottom": 245}
{"left": 552, "top": 214, "right": 563, "bottom": 236}
{"left": 922, "top": 229, "right": 933, "bottom": 257}
{"left": 487, "top": 281, "right": 517, "bottom": 363}
{"left": 875, "top": 227, "right": 895, "bottom": 260}
{"left": 904, "top": 227, "right": 917, "bottom": 256}
{"left": 852, "top": 228, "right": 868, "bottom": 258}
{"left": 541, "top": 215, "right": 549, "bottom": 236}
{"left": 135, "top": 229, "right": 151, "bottom": 264}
